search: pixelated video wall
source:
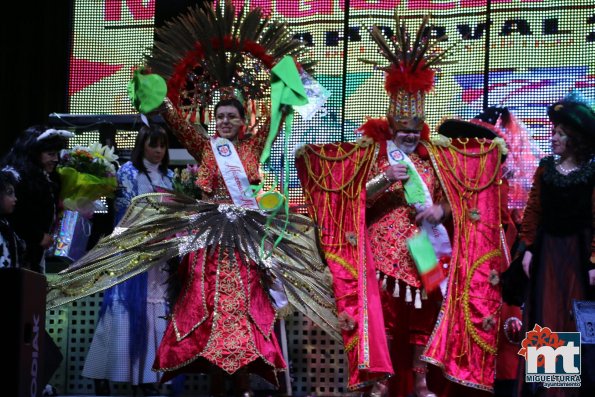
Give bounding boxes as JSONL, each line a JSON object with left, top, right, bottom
{"left": 67, "top": 0, "right": 595, "bottom": 209}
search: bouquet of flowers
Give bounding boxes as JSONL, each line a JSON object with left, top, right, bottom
{"left": 172, "top": 164, "right": 202, "bottom": 199}
{"left": 58, "top": 143, "right": 119, "bottom": 215}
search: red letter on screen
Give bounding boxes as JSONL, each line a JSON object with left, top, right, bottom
{"left": 126, "top": 0, "right": 155, "bottom": 20}
{"left": 104, "top": 0, "right": 121, "bottom": 21}
{"left": 346, "top": 0, "right": 401, "bottom": 10}
{"left": 277, "top": 0, "right": 332, "bottom": 18}
{"left": 409, "top": 0, "right": 456, "bottom": 10}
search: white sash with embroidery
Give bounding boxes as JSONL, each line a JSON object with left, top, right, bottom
{"left": 210, "top": 137, "right": 288, "bottom": 308}
{"left": 210, "top": 137, "right": 258, "bottom": 209}
{"left": 386, "top": 141, "right": 452, "bottom": 289}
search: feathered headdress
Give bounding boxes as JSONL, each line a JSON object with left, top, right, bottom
{"left": 145, "top": 0, "right": 314, "bottom": 125}
{"left": 361, "top": 14, "right": 455, "bottom": 131}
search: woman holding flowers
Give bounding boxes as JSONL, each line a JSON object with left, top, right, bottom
{"left": 2, "top": 125, "right": 72, "bottom": 273}
{"left": 82, "top": 124, "right": 174, "bottom": 396}
{"left": 57, "top": 141, "right": 118, "bottom": 217}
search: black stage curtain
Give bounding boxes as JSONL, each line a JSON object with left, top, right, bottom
{"left": 0, "top": 0, "right": 71, "bottom": 157}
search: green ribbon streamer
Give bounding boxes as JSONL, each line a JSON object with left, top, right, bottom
{"left": 258, "top": 56, "right": 309, "bottom": 258}
{"left": 401, "top": 162, "right": 427, "bottom": 205}
{"left": 407, "top": 230, "right": 438, "bottom": 274}
{"left": 260, "top": 56, "right": 309, "bottom": 165}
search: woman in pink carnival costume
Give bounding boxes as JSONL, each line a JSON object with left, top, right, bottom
{"left": 46, "top": 2, "right": 339, "bottom": 397}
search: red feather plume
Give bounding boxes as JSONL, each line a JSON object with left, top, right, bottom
{"left": 385, "top": 61, "right": 435, "bottom": 95}
{"left": 359, "top": 118, "right": 391, "bottom": 142}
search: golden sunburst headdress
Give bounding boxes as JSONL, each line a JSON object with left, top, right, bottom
{"left": 145, "top": 0, "right": 314, "bottom": 125}
{"left": 361, "top": 14, "right": 456, "bottom": 132}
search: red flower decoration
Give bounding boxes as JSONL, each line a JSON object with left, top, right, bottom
{"left": 438, "top": 255, "right": 451, "bottom": 276}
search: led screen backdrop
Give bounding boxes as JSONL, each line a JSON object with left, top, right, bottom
{"left": 68, "top": 0, "right": 595, "bottom": 206}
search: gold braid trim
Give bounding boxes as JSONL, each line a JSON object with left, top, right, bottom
{"left": 463, "top": 249, "right": 501, "bottom": 355}
{"left": 344, "top": 335, "right": 359, "bottom": 353}
{"left": 428, "top": 139, "right": 502, "bottom": 192}
{"left": 447, "top": 137, "right": 499, "bottom": 157}
{"left": 300, "top": 142, "right": 375, "bottom": 193}
{"left": 301, "top": 141, "right": 366, "bottom": 161}
{"left": 324, "top": 252, "right": 358, "bottom": 279}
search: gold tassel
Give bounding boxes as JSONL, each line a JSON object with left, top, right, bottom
{"left": 414, "top": 288, "right": 422, "bottom": 309}
{"left": 421, "top": 288, "right": 428, "bottom": 300}
{"left": 405, "top": 285, "right": 412, "bottom": 303}
{"left": 381, "top": 275, "right": 388, "bottom": 291}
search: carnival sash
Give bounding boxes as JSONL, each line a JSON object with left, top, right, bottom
{"left": 386, "top": 140, "right": 452, "bottom": 292}
{"left": 210, "top": 137, "right": 288, "bottom": 309}
{"left": 210, "top": 137, "right": 259, "bottom": 209}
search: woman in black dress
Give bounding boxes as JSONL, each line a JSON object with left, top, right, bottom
{"left": 519, "top": 98, "right": 595, "bottom": 396}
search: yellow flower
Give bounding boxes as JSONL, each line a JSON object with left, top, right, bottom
{"left": 180, "top": 168, "right": 190, "bottom": 182}
{"left": 87, "top": 142, "right": 119, "bottom": 163}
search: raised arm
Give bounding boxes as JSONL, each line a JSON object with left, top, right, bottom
{"left": 250, "top": 115, "right": 271, "bottom": 155}
{"left": 161, "top": 99, "right": 209, "bottom": 162}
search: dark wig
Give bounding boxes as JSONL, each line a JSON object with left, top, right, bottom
{"left": 547, "top": 100, "right": 595, "bottom": 163}
{"left": 130, "top": 124, "right": 170, "bottom": 174}
{"left": 3, "top": 125, "right": 69, "bottom": 177}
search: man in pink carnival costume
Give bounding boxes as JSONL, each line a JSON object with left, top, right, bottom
{"left": 356, "top": 14, "right": 507, "bottom": 397}
{"left": 296, "top": 13, "right": 505, "bottom": 397}
{"left": 357, "top": 15, "right": 451, "bottom": 397}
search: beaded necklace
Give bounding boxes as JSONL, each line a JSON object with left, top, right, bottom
{"left": 556, "top": 161, "right": 579, "bottom": 175}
